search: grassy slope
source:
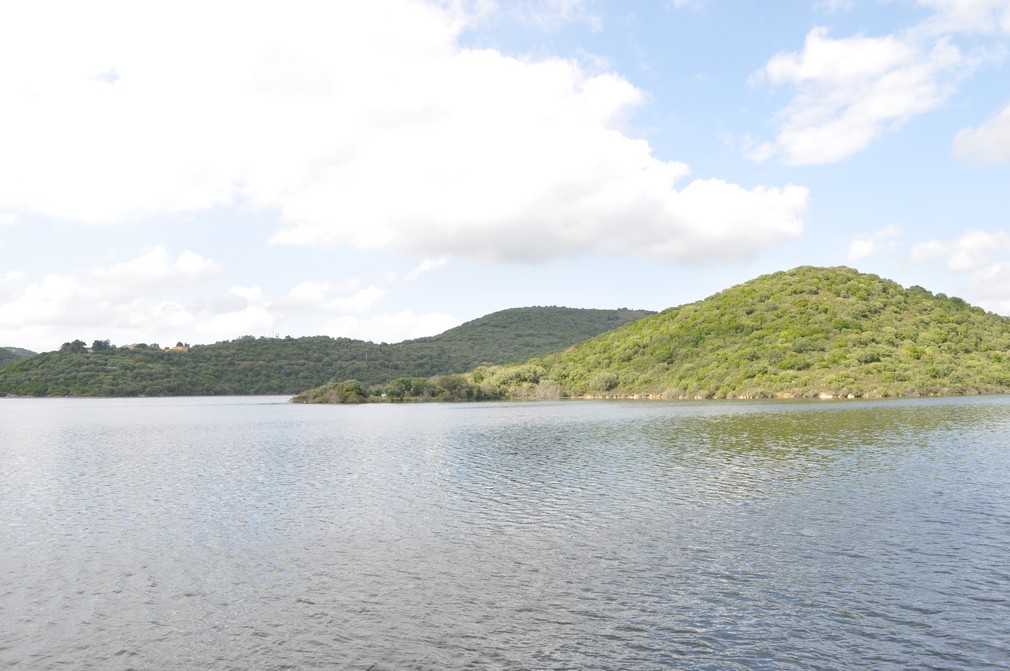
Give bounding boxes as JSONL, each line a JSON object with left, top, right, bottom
{"left": 0, "top": 307, "right": 652, "bottom": 397}
{"left": 473, "top": 266, "right": 1010, "bottom": 400}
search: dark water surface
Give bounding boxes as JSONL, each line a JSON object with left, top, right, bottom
{"left": 1, "top": 396, "right": 1008, "bottom": 670}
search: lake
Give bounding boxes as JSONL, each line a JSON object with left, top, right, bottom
{"left": 1, "top": 395, "right": 1008, "bottom": 670}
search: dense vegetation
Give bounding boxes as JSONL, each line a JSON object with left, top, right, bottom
{"left": 295, "top": 266, "right": 1010, "bottom": 403}
{"left": 0, "top": 307, "right": 651, "bottom": 397}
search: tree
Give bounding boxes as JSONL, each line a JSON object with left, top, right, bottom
{"left": 60, "top": 339, "right": 87, "bottom": 354}
{"left": 92, "top": 339, "right": 113, "bottom": 352}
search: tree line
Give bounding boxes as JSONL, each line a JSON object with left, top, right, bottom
{"left": 0, "top": 307, "right": 652, "bottom": 397}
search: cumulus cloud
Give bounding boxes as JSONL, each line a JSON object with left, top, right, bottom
{"left": 910, "top": 229, "right": 1010, "bottom": 270}
{"left": 909, "top": 229, "right": 1010, "bottom": 312}
{"left": 0, "top": 0, "right": 806, "bottom": 265}
{"left": 916, "top": 0, "right": 1010, "bottom": 35}
{"left": 189, "top": 286, "right": 280, "bottom": 343}
{"left": 751, "top": 0, "right": 1010, "bottom": 165}
{"left": 926, "top": 2, "right": 1010, "bottom": 164}
{"left": 275, "top": 267, "right": 459, "bottom": 342}
{"left": 751, "top": 27, "right": 970, "bottom": 164}
{"left": 0, "top": 248, "right": 227, "bottom": 348}
{"left": 847, "top": 225, "right": 904, "bottom": 261}
{"left": 953, "top": 101, "right": 1010, "bottom": 163}
{"left": 0, "top": 246, "right": 461, "bottom": 350}
{"left": 89, "top": 247, "right": 220, "bottom": 295}
{"left": 963, "top": 262, "right": 1010, "bottom": 312}
{"left": 0, "top": 247, "right": 217, "bottom": 326}
{"left": 279, "top": 281, "right": 387, "bottom": 314}
{"left": 618, "top": 179, "right": 809, "bottom": 263}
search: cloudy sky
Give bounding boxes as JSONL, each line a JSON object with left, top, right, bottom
{"left": 2, "top": 0, "right": 1009, "bottom": 352}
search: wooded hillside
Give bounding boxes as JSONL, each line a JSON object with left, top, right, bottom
{"left": 477, "top": 266, "right": 1010, "bottom": 399}
{"left": 0, "top": 347, "right": 35, "bottom": 367}
{"left": 0, "top": 307, "right": 652, "bottom": 397}
{"left": 296, "top": 266, "right": 1010, "bottom": 402}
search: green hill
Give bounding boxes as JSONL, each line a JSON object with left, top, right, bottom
{"left": 296, "top": 266, "right": 1010, "bottom": 402}
{"left": 480, "top": 266, "right": 1010, "bottom": 399}
{"left": 397, "top": 306, "right": 652, "bottom": 370}
{"left": 0, "top": 347, "right": 35, "bottom": 367}
{"left": 0, "top": 306, "right": 652, "bottom": 397}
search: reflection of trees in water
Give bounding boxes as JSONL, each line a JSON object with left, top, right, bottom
{"left": 434, "top": 397, "right": 1010, "bottom": 519}
{"left": 634, "top": 398, "right": 1010, "bottom": 498}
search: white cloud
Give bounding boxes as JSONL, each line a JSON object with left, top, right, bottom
{"left": 0, "top": 271, "right": 26, "bottom": 301}
{"left": 190, "top": 286, "right": 280, "bottom": 343}
{"left": 0, "top": 274, "right": 283, "bottom": 351}
{"left": 909, "top": 229, "right": 1010, "bottom": 313}
{"left": 953, "top": 101, "right": 1010, "bottom": 163}
{"left": 506, "top": 0, "right": 603, "bottom": 31}
{"left": 403, "top": 257, "right": 449, "bottom": 281}
{"left": 752, "top": 0, "right": 1010, "bottom": 166}
{"left": 847, "top": 225, "right": 904, "bottom": 261}
{"left": 0, "top": 211, "right": 14, "bottom": 255}
{"left": 911, "top": 229, "right": 1010, "bottom": 270}
{"left": 920, "top": 2, "right": 1010, "bottom": 166}
{"left": 624, "top": 179, "right": 809, "bottom": 263}
{"left": 916, "top": 0, "right": 1010, "bottom": 35}
{"left": 280, "top": 281, "right": 346, "bottom": 312}
{"left": 964, "top": 262, "right": 1010, "bottom": 312}
{"left": 816, "top": 0, "right": 854, "bottom": 12}
{"left": 0, "top": 248, "right": 217, "bottom": 327}
{"left": 0, "top": 248, "right": 253, "bottom": 349}
{"left": 847, "top": 240, "right": 877, "bottom": 261}
{"left": 0, "top": 0, "right": 807, "bottom": 266}
{"left": 89, "top": 247, "right": 220, "bottom": 296}
{"left": 279, "top": 281, "right": 387, "bottom": 314}
{"left": 752, "top": 27, "right": 971, "bottom": 164}
{"left": 324, "top": 310, "right": 462, "bottom": 344}
{"left": 270, "top": 117, "right": 809, "bottom": 263}
{"left": 0, "top": 244, "right": 461, "bottom": 350}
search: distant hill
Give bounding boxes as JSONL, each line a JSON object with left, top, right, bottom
{"left": 0, "top": 307, "right": 652, "bottom": 397}
{"left": 0, "top": 347, "right": 35, "bottom": 367}
{"left": 295, "top": 266, "right": 1010, "bottom": 403}
{"left": 398, "top": 306, "right": 653, "bottom": 370}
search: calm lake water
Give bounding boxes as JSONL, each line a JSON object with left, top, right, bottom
{"left": 1, "top": 395, "right": 1009, "bottom": 670}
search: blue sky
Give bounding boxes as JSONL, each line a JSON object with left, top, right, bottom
{"left": 2, "top": 0, "right": 1009, "bottom": 352}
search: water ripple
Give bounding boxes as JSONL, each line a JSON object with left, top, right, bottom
{"left": 1, "top": 396, "right": 1009, "bottom": 669}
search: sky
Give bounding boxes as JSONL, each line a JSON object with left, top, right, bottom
{"left": 1, "top": 0, "right": 1009, "bottom": 352}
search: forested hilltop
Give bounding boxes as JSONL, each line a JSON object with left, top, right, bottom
{"left": 295, "top": 266, "right": 1010, "bottom": 403}
{"left": 0, "top": 347, "right": 35, "bottom": 367}
{"left": 0, "top": 307, "right": 652, "bottom": 397}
